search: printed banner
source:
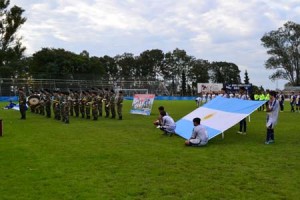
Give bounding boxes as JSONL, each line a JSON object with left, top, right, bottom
{"left": 197, "top": 83, "right": 223, "bottom": 93}
{"left": 130, "top": 94, "right": 155, "bottom": 115}
{"left": 175, "top": 96, "right": 266, "bottom": 140}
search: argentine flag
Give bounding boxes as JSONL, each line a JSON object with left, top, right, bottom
{"left": 175, "top": 96, "right": 266, "bottom": 140}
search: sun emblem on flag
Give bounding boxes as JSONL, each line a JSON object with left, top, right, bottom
{"left": 203, "top": 113, "right": 216, "bottom": 120}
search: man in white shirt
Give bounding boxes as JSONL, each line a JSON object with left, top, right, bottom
{"left": 219, "top": 88, "right": 229, "bottom": 98}
{"left": 159, "top": 111, "right": 176, "bottom": 136}
{"left": 195, "top": 96, "right": 202, "bottom": 107}
{"left": 185, "top": 118, "right": 208, "bottom": 146}
{"left": 153, "top": 106, "right": 167, "bottom": 127}
{"left": 237, "top": 87, "right": 248, "bottom": 135}
{"left": 265, "top": 91, "right": 279, "bottom": 144}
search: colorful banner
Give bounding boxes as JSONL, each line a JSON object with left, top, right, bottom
{"left": 130, "top": 94, "right": 155, "bottom": 115}
{"left": 197, "top": 83, "right": 223, "bottom": 93}
{"left": 175, "top": 96, "right": 266, "bottom": 140}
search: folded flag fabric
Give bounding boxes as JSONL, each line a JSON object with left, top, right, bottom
{"left": 175, "top": 96, "right": 266, "bottom": 140}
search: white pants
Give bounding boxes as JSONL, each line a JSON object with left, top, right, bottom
{"left": 162, "top": 125, "right": 176, "bottom": 133}
{"left": 189, "top": 138, "right": 208, "bottom": 146}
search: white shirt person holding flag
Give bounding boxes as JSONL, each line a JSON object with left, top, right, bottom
{"left": 158, "top": 111, "right": 176, "bottom": 136}
{"left": 185, "top": 117, "right": 208, "bottom": 147}
{"left": 265, "top": 91, "right": 279, "bottom": 144}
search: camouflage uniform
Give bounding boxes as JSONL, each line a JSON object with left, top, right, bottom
{"left": 73, "top": 91, "right": 80, "bottom": 117}
{"left": 109, "top": 90, "right": 116, "bottom": 119}
{"left": 68, "top": 91, "right": 74, "bottom": 116}
{"left": 91, "top": 92, "right": 98, "bottom": 120}
{"left": 80, "top": 92, "right": 86, "bottom": 118}
{"left": 104, "top": 88, "right": 110, "bottom": 118}
{"left": 39, "top": 91, "right": 46, "bottom": 115}
{"left": 53, "top": 92, "right": 61, "bottom": 120}
{"left": 62, "top": 92, "right": 70, "bottom": 123}
{"left": 97, "top": 90, "right": 103, "bottom": 117}
{"left": 85, "top": 91, "right": 92, "bottom": 119}
{"left": 116, "top": 91, "right": 124, "bottom": 120}
{"left": 59, "top": 92, "right": 65, "bottom": 121}
{"left": 18, "top": 88, "right": 26, "bottom": 119}
{"left": 45, "top": 90, "right": 52, "bottom": 118}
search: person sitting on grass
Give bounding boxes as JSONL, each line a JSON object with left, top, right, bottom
{"left": 185, "top": 117, "right": 208, "bottom": 147}
{"left": 158, "top": 110, "right": 176, "bottom": 136}
{"left": 4, "top": 100, "right": 16, "bottom": 109}
{"left": 153, "top": 106, "right": 168, "bottom": 127}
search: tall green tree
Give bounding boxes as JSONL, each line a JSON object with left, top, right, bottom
{"left": 137, "top": 49, "right": 164, "bottom": 80}
{"left": 0, "top": 0, "right": 26, "bottom": 78}
{"left": 244, "top": 70, "right": 250, "bottom": 84}
{"left": 115, "top": 53, "right": 135, "bottom": 81}
{"left": 29, "top": 48, "right": 105, "bottom": 80}
{"left": 161, "top": 48, "right": 192, "bottom": 95}
{"left": 210, "top": 62, "right": 241, "bottom": 84}
{"left": 261, "top": 21, "right": 300, "bottom": 86}
{"left": 29, "top": 48, "right": 76, "bottom": 79}
{"left": 188, "top": 59, "right": 210, "bottom": 85}
{"left": 100, "top": 55, "right": 118, "bottom": 81}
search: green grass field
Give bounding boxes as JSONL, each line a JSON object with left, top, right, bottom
{"left": 0, "top": 100, "right": 299, "bottom": 200}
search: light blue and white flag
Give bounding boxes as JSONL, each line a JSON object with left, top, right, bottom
{"left": 175, "top": 96, "right": 266, "bottom": 140}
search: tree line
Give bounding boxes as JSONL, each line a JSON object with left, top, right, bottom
{"left": 0, "top": 0, "right": 300, "bottom": 95}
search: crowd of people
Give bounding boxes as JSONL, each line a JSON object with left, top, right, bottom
{"left": 17, "top": 87, "right": 124, "bottom": 123}
{"left": 188, "top": 87, "right": 282, "bottom": 146}
{"left": 15, "top": 85, "right": 293, "bottom": 146}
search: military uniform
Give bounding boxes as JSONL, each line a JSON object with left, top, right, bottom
{"left": 91, "top": 92, "right": 99, "bottom": 120}
{"left": 80, "top": 91, "right": 86, "bottom": 118}
{"left": 45, "top": 90, "right": 52, "bottom": 118}
{"left": 18, "top": 88, "right": 26, "bottom": 119}
{"left": 73, "top": 91, "right": 80, "bottom": 117}
{"left": 104, "top": 88, "right": 110, "bottom": 118}
{"left": 97, "top": 90, "right": 103, "bottom": 117}
{"left": 39, "top": 91, "right": 46, "bottom": 115}
{"left": 68, "top": 91, "right": 74, "bottom": 116}
{"left": 53, "top": 91, "right": 61, "bottom": 120}
{"left": 116, "top": 91, "right": 124, "bottom": 120}
{"left": 62, "top": 92, "right": 70, "bottom": 123}
{"left": 109, "top": 90, "right": 116, "bottom": 119}
{"left": 85, "top": 91, "right": 92, "bottom": 119}
{"left": 59, "top": 92, "right": 65, "bottom": 121}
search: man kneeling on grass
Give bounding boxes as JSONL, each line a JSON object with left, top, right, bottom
{"left": 185, "top": 117, "right": 208, "bottom": 147}
{"left": 158, "top": 111, "right": 176, "bottom": 136}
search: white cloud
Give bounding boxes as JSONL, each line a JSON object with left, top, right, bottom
{"left": 11, "top": 0, "right": 300, "bottom": 89}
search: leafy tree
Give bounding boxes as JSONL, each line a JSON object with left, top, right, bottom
{"left": 100, "top": 55, "right": 118, "bottom": 81}
{"left": 80, "top": 50, "right": 89, "bottom": 58}
{"left": 161, "top": 48, "right": 192, "bottom": 95}
{"left": 261, "top": 21, "right": 300, "bottom": 86}
{"left": 244, "top": 70, "right": 250, "bottom": 84}
{"left": 137, "top": 49, "right": 164, "bottom": 80}
{"left": 29, "top": 48, "right": 106, "bottom": 80}
{"left": 188, "top": 59, "right": 210, "bottom": 85}
{"left": 0, "top": 0, "right": 26, "bottom": 78}
{"left": 29, "top": 48, "right": 76, "bottom": 79}
{"left": 115, "top": 53, "right": 135, "bottom": 81}
{"left": 88, "top": 56, "right": 105, "bottom": 79}
{"left": 210, "top": 62, "right": 241, "bottom": 84}
{"left": 181, "top": 70, "right": 186, "bottom": 96}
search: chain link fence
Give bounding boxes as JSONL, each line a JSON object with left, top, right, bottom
{"left": 0, "top": 78, "right": 172, "bottom": 97}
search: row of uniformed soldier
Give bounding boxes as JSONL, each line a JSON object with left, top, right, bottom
{"left": 26, "top": 88, "right": 124, "bottom": 123}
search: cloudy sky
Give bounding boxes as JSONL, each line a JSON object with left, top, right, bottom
{"left": 12, "top": 0, "right": 300, "bottom": 89}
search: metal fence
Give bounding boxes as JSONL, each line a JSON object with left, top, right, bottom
{"left": 0, "top": 78, "right": 171, "bottom": 96}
